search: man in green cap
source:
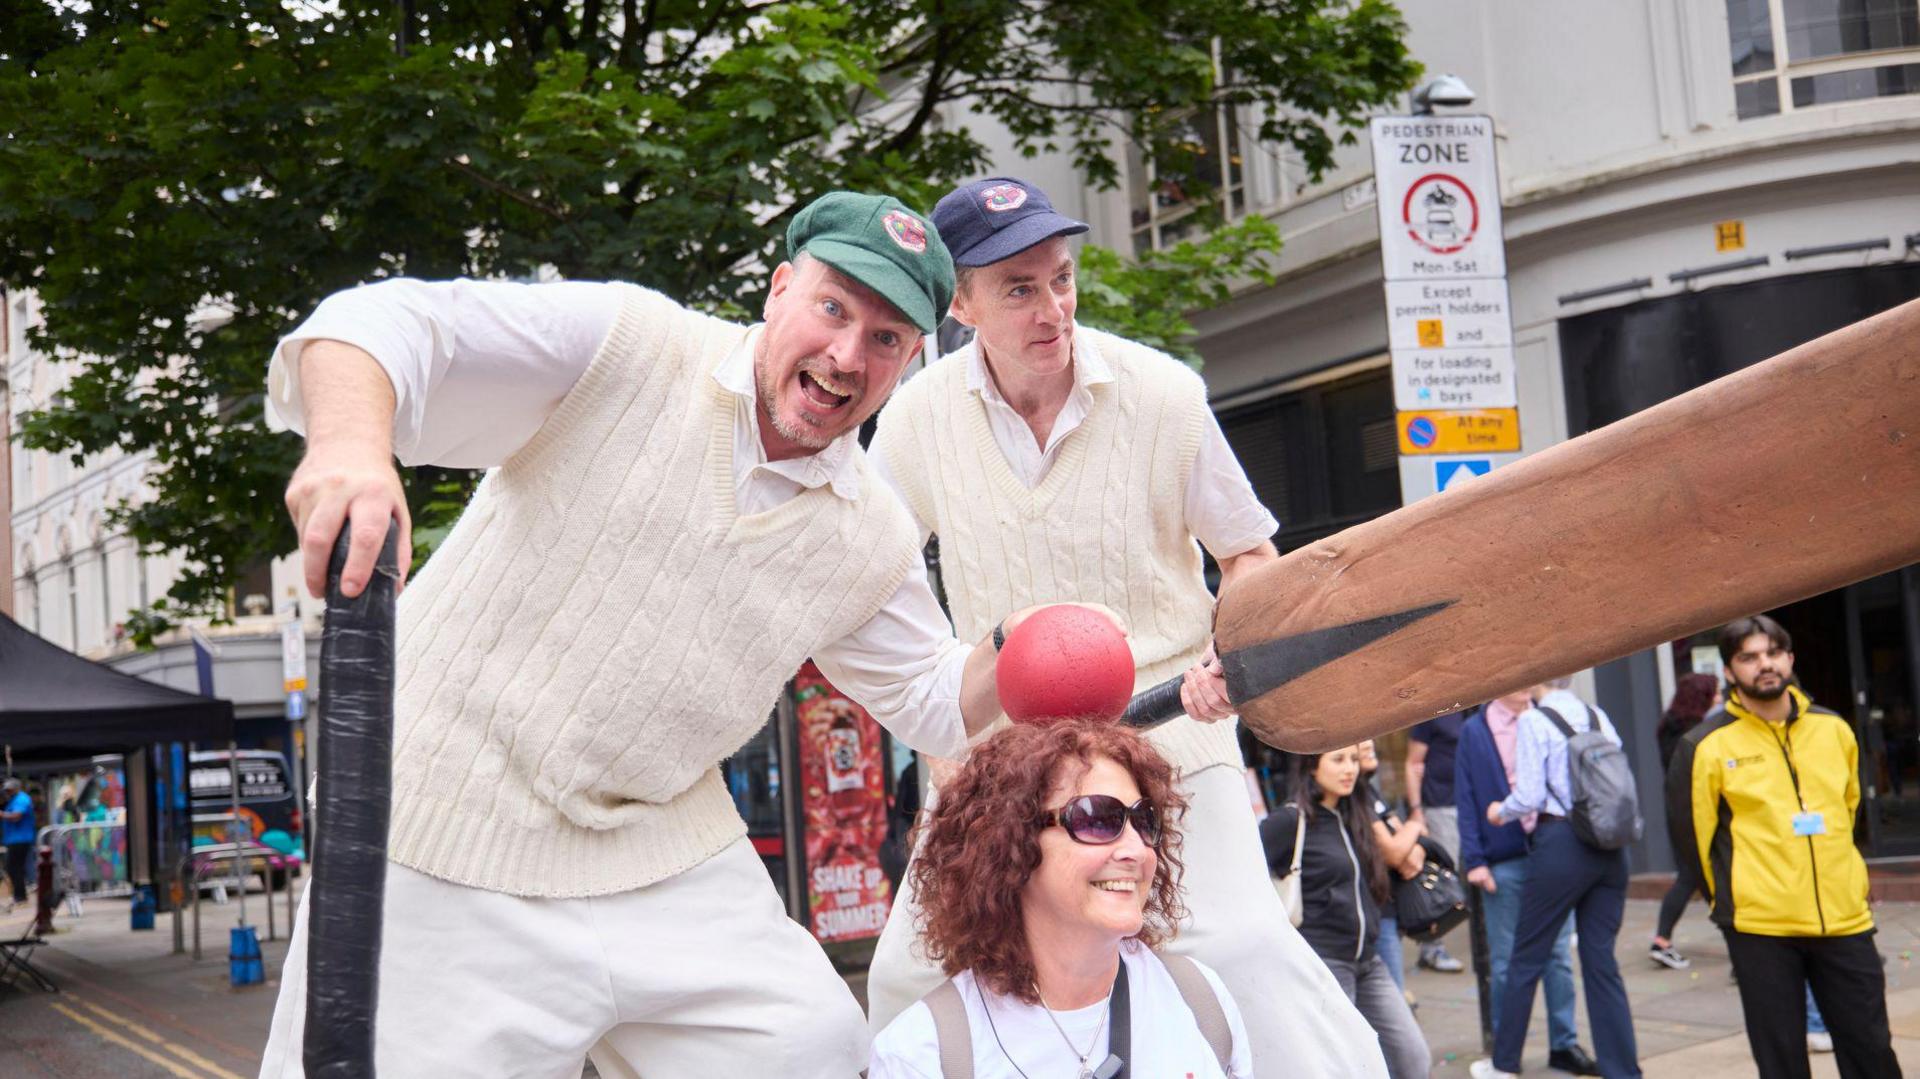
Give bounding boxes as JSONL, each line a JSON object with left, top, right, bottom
{"left": 260, "top": 191, "right": 1082, "bottom": 1076}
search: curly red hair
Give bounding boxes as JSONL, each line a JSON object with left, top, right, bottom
{"left": 909, "top": 717, "right": 1189, "bottom": 1004}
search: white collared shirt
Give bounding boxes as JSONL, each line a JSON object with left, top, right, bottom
{"left": 941, "top": 330, "right": 1278, "bottom": 560}
{"left": 266, "top": 277, "right": 969, "bottom": 758}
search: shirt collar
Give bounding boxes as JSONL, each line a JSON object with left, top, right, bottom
{"left": 712, "top": 325, "right": 863, "bottom": 500}
{"left": 1486, "top": 700, "right": 1522, "bottom": 731}
{"left": 961, "top": 322, "right": 1114, "bottom": 404}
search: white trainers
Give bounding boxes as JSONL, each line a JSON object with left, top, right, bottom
{"left": 1648, "top": 942, "right": 1691, "bottom": 970}
{"left": 1809, "top": 1031, "right": 1835, "bottom": 1053}
{"left": 1470, "top": 1060, "right": 1519, "bottom": 1079}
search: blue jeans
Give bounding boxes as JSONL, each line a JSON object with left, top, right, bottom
{"left": 1486, "top": 856, "right": 1579, "bottom": 1050}
{"left": 1807, "top": 984, "right": 1827, "bottom": 1034}
{"left": 1492, "top": 819, "right": 1641, "bottom": 1078}
{"left": 1375, "top": 912, "right": 1407, "bottom": 990}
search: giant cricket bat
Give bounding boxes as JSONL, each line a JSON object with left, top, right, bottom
{"left": 1128, "top": 296, "right": 1920, "bottom": 750}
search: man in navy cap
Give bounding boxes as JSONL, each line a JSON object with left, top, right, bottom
{"left": 866, "top": 177, "right": 1389, "bottom": 1077}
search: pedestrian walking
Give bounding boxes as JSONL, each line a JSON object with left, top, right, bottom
{"left": 1650, "top": 671, "right": 1719, "bottom": 970}
{"left": 1262, "top": 746, "right": 1433, "bottom": 1079}
{"left": 1471, "top": 678, "right": 1640, "bottom": 1079}
{"left": 1680, "top": 616, "right": 1900, "bottom": 1078}
{"left": 1455, "top": 691, "right": 1599, "bottom": 1075}
{"left": 1408, "top": 711, "right": 1467, "bottom": 974}
{"left": 2, "top": 778, "right": 34, "bottom": 911}
{"left": 1358, "top": 739, "right": 1413, "bottom": 996}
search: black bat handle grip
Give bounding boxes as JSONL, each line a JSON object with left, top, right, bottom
{"left": 305, "top": 526, "right": 400, "bottom": 1078}
{"left": 1122, "top": 674, "right": 1188, "bottom": 730}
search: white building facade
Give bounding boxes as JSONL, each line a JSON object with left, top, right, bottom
{"left": 1053, "top": 0, "right": 1920, "bottom": 865}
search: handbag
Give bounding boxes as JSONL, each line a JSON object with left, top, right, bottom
{"left": 1393, "top": 836, "right": 1469, "bottom": 942}
{"left": 1270, "top": 807, "right": 1305, "bottom": 928}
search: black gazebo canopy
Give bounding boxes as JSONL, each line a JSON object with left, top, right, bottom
{"left": 0, "top": 612, "right": 233, "bottom": 756}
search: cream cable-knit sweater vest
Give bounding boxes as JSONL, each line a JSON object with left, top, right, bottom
{"left": 873, "top": 326, "right": 1241, "bottom": 774}
{"left": 387, "top": 285, "right": 920, "bottom": 897}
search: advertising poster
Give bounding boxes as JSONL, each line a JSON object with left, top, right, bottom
{"left": 793, "top": 661, "right": 892, "bottom": 943}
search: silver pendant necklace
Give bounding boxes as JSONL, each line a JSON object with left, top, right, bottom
{"left": 1034, "top": 981, "right": 1111, "bottom": 1079}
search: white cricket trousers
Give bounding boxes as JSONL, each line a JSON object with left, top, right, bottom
{"left": 260, "top": 837, "right": 866, "bottom": 1078}
{"left": 866, "top": 761, "right": 1391, "bottom": 1079}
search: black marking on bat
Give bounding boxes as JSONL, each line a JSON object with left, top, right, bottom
{"left": 1220, "top": 600, "right": 1457, "bottom": 704}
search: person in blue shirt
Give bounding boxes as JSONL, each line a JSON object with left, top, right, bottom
{"left": 2, "top": 778, "right": 36, "bottom": 910}
{"left": 1455, "top": 693, "right": 1598, "bottom": 1076}
{"left": 1470, "top": 679, "right": 1641, "bottom": 1079}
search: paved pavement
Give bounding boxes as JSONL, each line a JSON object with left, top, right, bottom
{"left": 9, "top": 883, "right": 1920, "bottom": 1077}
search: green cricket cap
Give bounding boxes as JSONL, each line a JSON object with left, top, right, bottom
{"left": 786, "top": 192, "right": 954, "bottom": 334}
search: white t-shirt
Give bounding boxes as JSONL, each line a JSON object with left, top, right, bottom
{"left": 869, "top": 946, "right": 1253, "bottom": 1079}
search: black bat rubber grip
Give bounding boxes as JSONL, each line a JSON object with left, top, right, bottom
{"left": 1122, "top": 674, "right": 1187, "bottom": 730}
{"left": 305, "top": 527, "right": 399, "bottom": 1078}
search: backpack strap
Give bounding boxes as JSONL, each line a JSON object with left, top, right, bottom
{"left": 1536, "top": 704, "right": 1575, "bottom": 739}
{"left": 923, "top": 979, "right": 973, "bottom": 1079}
{"left": 1159, "top": 953, "right": 1233, "bottom": 1073}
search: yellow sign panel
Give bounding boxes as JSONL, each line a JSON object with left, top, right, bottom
{"left": 1714, "top": 219, "right": 1745, "bottom": 253}
{"left": 1415, "top": 318, "right": 1445, "bottom": 348}
{"left": 284, "top": 677, "right": 307, "bottom": 693}
{"left": 1397, "top": 408, "right": 1521, "bottom": 455}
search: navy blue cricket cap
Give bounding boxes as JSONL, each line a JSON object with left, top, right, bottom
{"left": 931, "top": 177, "right": 1090, "bottom": 268}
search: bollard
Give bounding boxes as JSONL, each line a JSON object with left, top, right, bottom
{"left": 33, "top": 845, "right": 55, "bottom": 936}
{"left": 131, "top": 884, "right": 156, "bottom": 931}
{"left": 230, "top": 924, "right": 265, "bottom": 986}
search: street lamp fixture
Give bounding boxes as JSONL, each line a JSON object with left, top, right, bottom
{"left": 1411, "top": 74, "right": 1477, "bottom": 115}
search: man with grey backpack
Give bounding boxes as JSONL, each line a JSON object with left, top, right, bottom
{"left": 1470, "top": 677, "right": 1643, "bottom": 1079}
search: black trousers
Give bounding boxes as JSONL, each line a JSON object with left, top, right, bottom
{"left": 1723, "top": 927, "right": 1902, "bottom": 1079}
{"left": 1655, "top": 860, "right": 1700, "bottom": 940}
{"left": 4, "top": 843, "right": 29, "bottom": 903}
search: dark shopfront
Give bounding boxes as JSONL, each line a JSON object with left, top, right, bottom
{"left": 1563, "top": 262, "right": 1920, "bottom": 866}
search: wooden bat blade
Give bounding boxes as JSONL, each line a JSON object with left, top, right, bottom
{"left": 1216, "top": 296, "right": 1920, "bottom": 752}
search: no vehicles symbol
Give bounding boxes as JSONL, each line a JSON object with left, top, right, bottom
{"left": 1405, "top": 415, "right": 1438, "bottom": 449}
{"left": 1402, "top": 173, "right": 1479, "bottom": 255}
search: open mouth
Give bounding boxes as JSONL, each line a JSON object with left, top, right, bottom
{"left": 798, "top": 369, "right": 853, "bottom": 410}
{"left": 1091, "top": 879, "right": 1138, "bottom": 895}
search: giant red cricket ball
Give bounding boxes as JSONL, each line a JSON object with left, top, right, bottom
{"left": 996, "top": 605, "right": 1136, "bottom": 723}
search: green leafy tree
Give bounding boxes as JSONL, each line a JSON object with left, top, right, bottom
{"left": 0, "top": 0, "right": 1415, "bottom": 640}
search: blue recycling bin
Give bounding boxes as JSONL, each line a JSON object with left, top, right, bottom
{"left": 229, "top": 925, "right": 264, "bottom": 986}
{"left": 129, "top": 885, "right": 156, "bottom": 930}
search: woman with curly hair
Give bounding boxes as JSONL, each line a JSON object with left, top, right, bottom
{"left": 869, "top": 717, "right": 1253, "bottom": 1078}
{"left": 1261, "top": 746, "right": 1432, "bottom": 1078}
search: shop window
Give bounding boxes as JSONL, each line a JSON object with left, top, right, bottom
{"left": 1215, "top": 365, "right": 1399, "bottom": 554}
{"left": 1727, "top": 0, "right": 1920, "bottom": 118}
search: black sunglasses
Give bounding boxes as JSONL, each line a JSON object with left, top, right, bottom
{"left": 1039, "top": 794, "right": 1161, "bottom": 846}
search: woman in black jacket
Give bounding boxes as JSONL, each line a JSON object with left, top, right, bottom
{"left": 1261, "top": 746, "right": 1432, "bottom": 1079}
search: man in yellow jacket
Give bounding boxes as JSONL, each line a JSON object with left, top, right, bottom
{"left": 1682, "top": 615, "right": 1899, "bottom": 1078}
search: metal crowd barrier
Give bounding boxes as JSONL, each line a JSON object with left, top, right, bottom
{"left": 170, "top": 844, "right": 298, "bottom": 961}
{"left": 36, "top": 821, "right": 132, "bottom": 905}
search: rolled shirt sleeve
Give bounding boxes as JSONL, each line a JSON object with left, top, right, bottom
{"left": 811, "top": 557, "right": 972, "bottom": 760}
{"left": 1186, "top": 408, "right": 1279, "bottom": 560}
{"left": 266, "top": 277, "right": 625, "bottom": 468}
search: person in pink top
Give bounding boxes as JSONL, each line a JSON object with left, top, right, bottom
{"left": 1454, "top": 690, "right": 1598, "bottom": 1076}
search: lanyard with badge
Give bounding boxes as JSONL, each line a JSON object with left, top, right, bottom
{"left": 983, "top": 962, "right": 1129, "bottom": 1078}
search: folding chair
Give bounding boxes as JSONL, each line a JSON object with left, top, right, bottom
{"left": 0, "top": 932, "right": 58, "bottom": 992}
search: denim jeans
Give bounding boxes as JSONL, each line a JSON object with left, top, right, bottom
{"left": 1375, "top": 912, "right": 1407, "bottom": 991}
{"left": 1807, "top": 984, "right": 1827, "bottom": 1034}
{"left": 1485, "top": 856, "right": 1579, "bottom": 1051}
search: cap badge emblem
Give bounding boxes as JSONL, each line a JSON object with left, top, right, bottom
{"left": 981, "top": 183, "right": 1028, "bottom": 213}
{"left": 881, "top": 210, "right": 928, "bottom": 253}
